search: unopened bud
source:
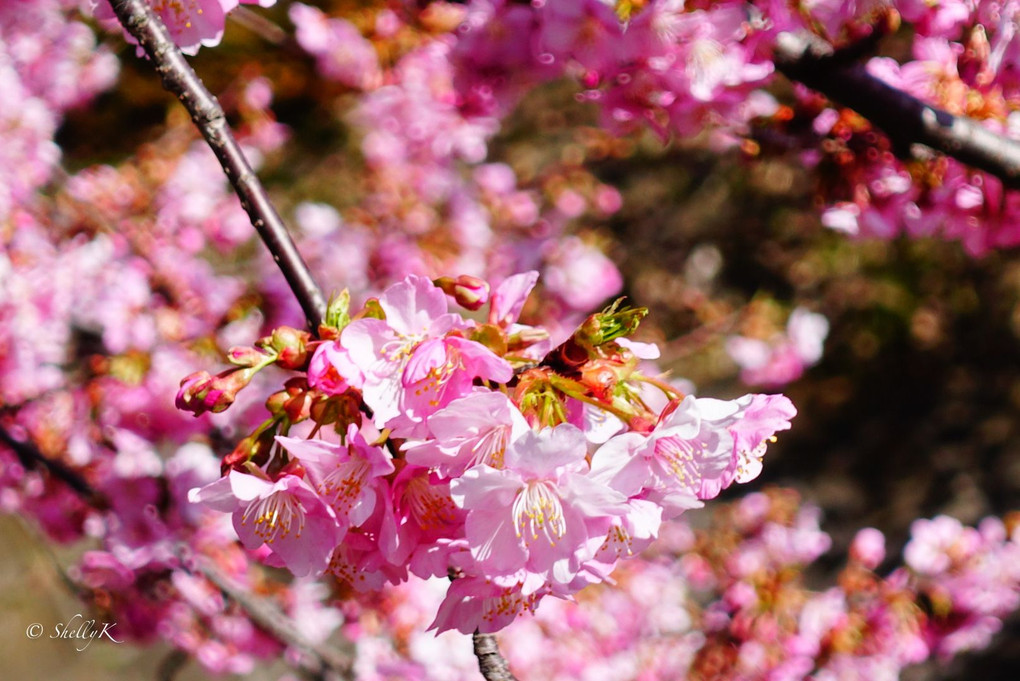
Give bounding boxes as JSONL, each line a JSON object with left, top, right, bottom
{"left": 283, "top": 389, "right": 314, "bottom": 422}
{"left": 265, "top": 389, "right": 289, "bottom": 416}
{"left": 435, "top": 275, "right": 490, "bottom": 311}
{"left": 176, "top": 367, "right": 256, "bottom": 416}
{"left": 265, "top": 326, "right": 311, "bottom": 370}
{"left": 227, "top": 345, "right": 275, "bottom": 368}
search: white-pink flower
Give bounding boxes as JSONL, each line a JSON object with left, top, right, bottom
{"left": 340, "top": 275, "right": 511, "bottom": 432}
{"left": 726, "top": 308, "right": 829, "bottom": 387}
{"left": 402, "top": 391, "right": 530, "bottom": 478}
{"left": 451, "top": 424, "right": 628, "bottom": 586}
{"left": 188, "top": 469, "right": 340, "bottom": 576}
{"left": 590, "top": 395, "right": 735, "bottom": 518}
{"left": 339, "top": 275, "right": 464, "bottom": 426}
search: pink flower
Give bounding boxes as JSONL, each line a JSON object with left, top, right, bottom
{"left": 542, "top": 236, "right": 623, "bottom": 312}
{"left": 589, "top": 396, "right": 735, "bottom": 518}
{"left": 700, "top": 392, "right": 797, "bottom": 499}
{"left": 588, "top": 497, "right": 663, "bottom": 570}
{"left": 95, "top": 1, "right": 270, "bottom": 56}
{"left": 289, "top": 3, "right": 382, "bottom": 90}
{"left": 451, "top": 424, "right": 628, "bottom": 585}
{"left": 188, "top": 470, "right": 340, "bottom": 576}
{"left": 307, "top": 340, "right": 364, "bottom": 395}
{"left": 851, "top": 527, "right": 887, "bottom": 569}
{"left": 402, "top": 391, "right": 530, "bottom": 478}
{"left": 276, "top": 426, "right": 394, "bottom": 537}
{"left": 430, "top": 574, "right": 547, "bottom": 635}
{"left": 395, "top": 335, "right": 513, "bottom": 432}
{"left": 339, "top": 275, "right": 463, "bottom": 426}
{"left": 726, "top": 308, "right": 829, "bottom": 388}
{"left": 381, "top": 465, "right": 464, "bottom": 573}
{"left": 340, "top": 275, "right": 511, "bottom": 433}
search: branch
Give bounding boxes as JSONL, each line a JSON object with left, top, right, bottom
{"left": 472, "top": 632, "right": 519, "bottom": 681}
{"left": 107, "top": 0, "right": 327, "bottom": 330}
{"left": 774, "top": 31, "right": 1020, "bottom": 189}
{"left": 0, "top": 424, "right": 103, "bottom": 505}
{"left": 186, "top": 554, "right": 354, "bottom": 681}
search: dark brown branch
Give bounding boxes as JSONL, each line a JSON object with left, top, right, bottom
{"left": 472, "top": 632, "right": 519, "bottom": 681}
{"left": 774, "top": 31, "right": 1020, "bottom": 189}
{"left": 108, "top": 0, "right": 327, "bottom": 330}
{"left": 0, "top": 425, "right": 103, "bottom": 504}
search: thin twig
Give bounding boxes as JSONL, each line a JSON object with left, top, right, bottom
{"left": 774, "top": 30, "right": 1020, "bottom": 188}
{"left": 107, "top": 0, "right": 327, "bottom": 330}
{"left": 190, "top": 555, "right": 354, "bottom": 680}
{"left": 472, "top": 632, "right": 519, "bottom": 681}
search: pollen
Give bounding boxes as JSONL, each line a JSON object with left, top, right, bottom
{"left": 481, "top": 587, "right": 539, "bottom": 624}
{"left": 599, "top": 524, "right": 634, "bottom": 558}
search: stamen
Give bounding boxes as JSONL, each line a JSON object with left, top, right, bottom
{"left": 512, "top": 481, "right": 567, "bottom": 546}
{"left": 469, "top": 424, "right": 510, "bottom": 469}
{"left": 655, "top": 436, "right": 705, "bottom": 487}
{"left": 319, "top": 458, "right": 371, "bottom": 516}
{"left": 240, "top": 490, "right": 307, "bottom": 544}
{"left": 405, "top": 476, "right": 457, "bottom": 530}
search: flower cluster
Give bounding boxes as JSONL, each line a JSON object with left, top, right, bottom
{"left": 293, "top": 489, "right": 1020, "bottom": 681}
{"left": 0, "top": 0, "right": 117, "bottom": 223}
{"left": 286, "top": 2, "right": 627, "bottom": 340}
{"left": 187, "top": 273, "right": 796, "bottom": 632}
{"left": 726, "top": 307, "right": 830, "bottom": 388}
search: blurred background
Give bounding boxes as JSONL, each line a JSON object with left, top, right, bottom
{"left": 5, "top": 2, "right": 1020, "bottom": 678}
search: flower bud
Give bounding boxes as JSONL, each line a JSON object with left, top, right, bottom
{"left": 577, "top": 299, "right": 648, "bottom": 348}
{"left": 227, "top": 345, "right": 275, "bottom": 368}
{"left": 435, "top": 275, "right": 490, "bottom": 311}
{"left": 283, "top": 389, "right": 314, "bottom": 423}
{"left": 176, "top": 367, "right": 257, "bottom": 416}
{"left": 266, "top": 326, "right": 311, "bottom": 370}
